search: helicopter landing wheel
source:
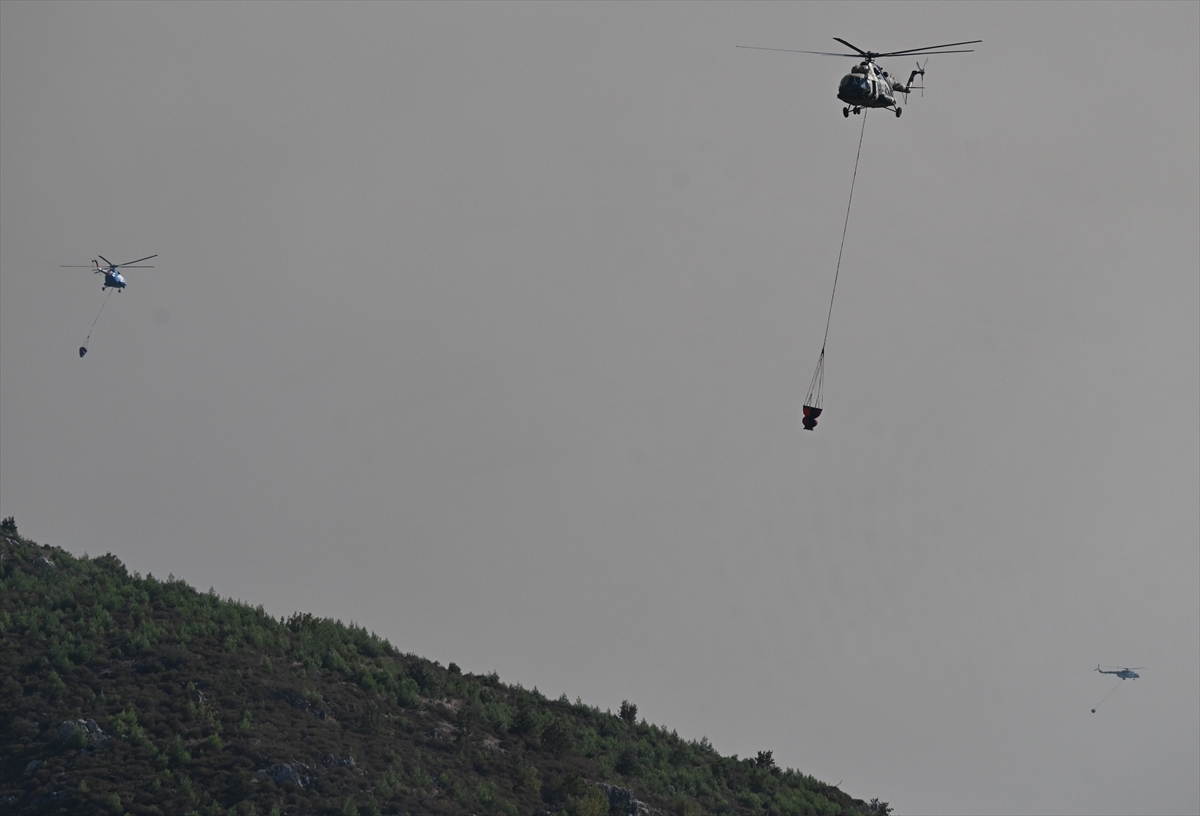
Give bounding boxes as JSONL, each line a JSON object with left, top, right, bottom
{"left": 895, "top": 107, "right": 902, "bottom": 118}
{"left": 843, "top": 106, "right": 850, "bottom": 118}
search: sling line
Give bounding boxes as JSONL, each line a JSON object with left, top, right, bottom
{"left": 803, "top": 110, "right": 867, "bottom": 429}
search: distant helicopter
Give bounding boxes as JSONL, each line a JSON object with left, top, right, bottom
{"left": 1096, "top": 665, "right": 1144, "bottom": 680}
{"left": 737, "top": 38, "right": 981, "bottom": 118}
{"left": 61, "top": 254, "right": 157, "bottom": 292}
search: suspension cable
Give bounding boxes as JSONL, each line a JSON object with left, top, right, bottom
{"left": 806, "top": 110, "right": 868, "bottom": 409}
{"left": 80, "top": 288, "right": 113, "bottom": 357}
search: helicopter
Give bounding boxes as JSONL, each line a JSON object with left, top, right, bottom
{"left": 737, "top": 38, "right": 981, "bottom": 118}
{"left": 61, "top": 254, "right": 157, "bottom": 292}
{"left": 1096, "top": 665, "right": 1144, "bottom": 680}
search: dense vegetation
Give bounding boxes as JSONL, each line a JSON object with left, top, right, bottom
{"left": 0, "top": 519, "right": 886, "bottom": 816}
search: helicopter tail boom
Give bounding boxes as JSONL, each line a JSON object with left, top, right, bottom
{"left": 894, "top": 59, "right": 928, "bottom": 103}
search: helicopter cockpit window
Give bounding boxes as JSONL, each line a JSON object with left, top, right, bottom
{"left": 840, "top": 74, "right": 867, "bottom": 93}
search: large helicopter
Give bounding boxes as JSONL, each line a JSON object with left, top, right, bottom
{"left": 737, "top": 38, "right": 981, "bottom": 118}
{"left": 61, "top": 254, "right": 157, "bottom": 292}
{"left": 1096, "top": 665, "right": 1144, "bottom": 680}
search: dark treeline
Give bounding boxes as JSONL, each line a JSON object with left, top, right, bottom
{"left": 0, "top": 520, "right": 884, "bottom": 816}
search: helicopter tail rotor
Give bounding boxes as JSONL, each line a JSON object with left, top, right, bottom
{"left": 903, "top": 59, "right": 928, "bottom": 103}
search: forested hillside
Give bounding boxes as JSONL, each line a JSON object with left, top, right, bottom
{"left": 0, "top": 520, "right": 886, "bottom": 816}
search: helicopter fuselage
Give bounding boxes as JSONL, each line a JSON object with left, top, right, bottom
{"left": 837, "top": 62, "right": 906, "bottom": 111}
{"left": 101, "top": 270, "right": 127, "bottom": 290}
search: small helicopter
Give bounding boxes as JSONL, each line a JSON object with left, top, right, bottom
{"left": 1096, "top": 665, "right": 1144, "bottom": 680}
{"left": 61, "top": 254, "right": 157, "bottom": 292}
{"left": 737, "top": 38, "right": 981, "bottom": 118}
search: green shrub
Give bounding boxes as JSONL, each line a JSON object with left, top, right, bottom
{"left": 168, "top": 734, "right": 192, "bottom": 766}
{"left": 516, "top": 762, "right": 540, "bottom": 794}
{"left": 511, "top": 705, "right": 540, "bottom": 737}
{"left": 484, "top": 699, "right": 513, "bottom": 732}
{"left": 542, "top": 716, "right": 574, "bottom": 757}
{"left": 619, "top": 700, "right": 638, "bottom": 724}
{"left": 395, "top": 676, "right": 421, "bottom": 708}
{"left": 564, "top": 787, "right": 608, "bottom": 816}
{"left": 361, "top": 700, "right": 383, "bottom": 734}
{"left": 112, "top": 707, "right": 149, "bottom": 746}
{"left": 62, "top": 724, "right": 88, "bottom": 748}
{"left": 47, "top": 669, "right": 67, "bottom": 694}
{"left": 476, "top": 781, "right": 497, "bottom": 807}
{"left": 615, "top": 745, "right": 641, "bottom": 776}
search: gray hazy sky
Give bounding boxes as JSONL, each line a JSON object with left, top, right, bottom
{"left": 2, "top": 2, "right": 1197, "bottom": 813}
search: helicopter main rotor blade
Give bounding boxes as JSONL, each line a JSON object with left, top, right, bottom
{"left": 98, "top": 255, "right": 115, "bottom": 268}
{"left": 880, "top": 49, "right": 977, "bottom": 57}
{"left": 875, "top": 40, "right": 982, "bottom": 58}
{"left": 736, "top": 45, "right": 856, "bottom": 57}
{"left": 116, "top": 254, "right": 157, "bottom": 267}
{"left": 832, "top": 38, "right": 869, "bottom": 57}
{"left": 60, "top": 265, "right": 94, "bottom": 268}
